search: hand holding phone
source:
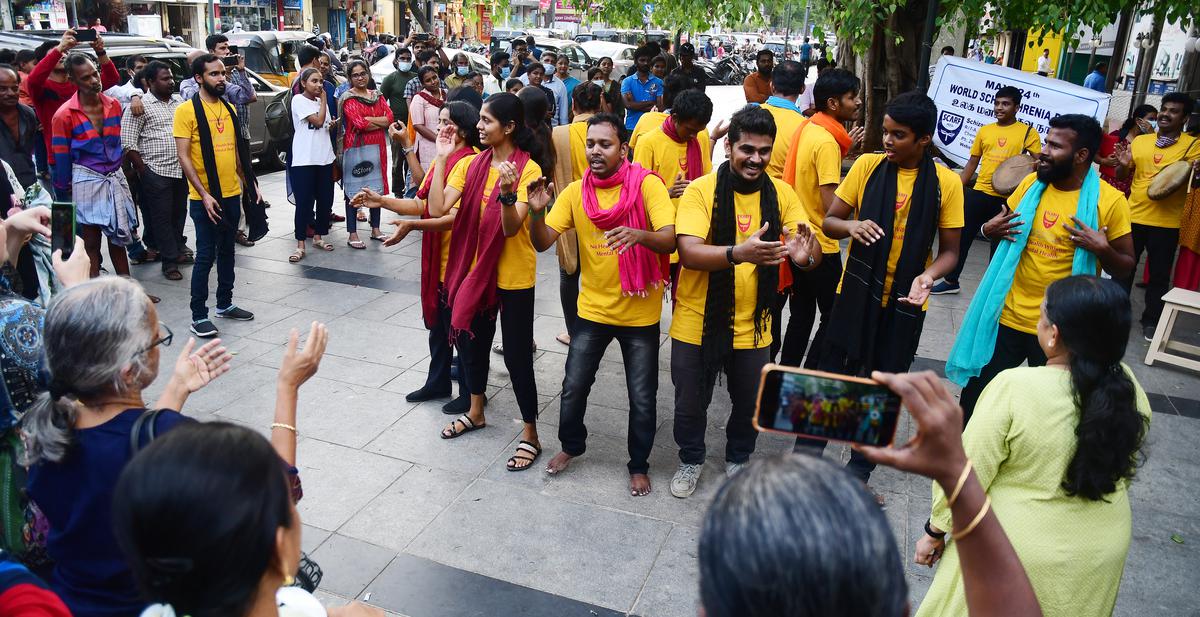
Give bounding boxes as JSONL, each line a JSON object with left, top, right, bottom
{"left": 51, "top": 202, "right": 75, "bottom": 260}
{"left": 753, "top": 365, "right": 901, "bottom": 447}
{"left": 75, "top": 28, "right": 97, "bottom": 42}
{"left": 222, "top": 55, "right": 240, "bottom": 68}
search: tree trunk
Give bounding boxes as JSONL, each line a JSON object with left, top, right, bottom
{"left": 860, "top": 0, "right": 928, "bottom": 151}
{"left": 407, "top": 0, "right": 431, "bottom": 32}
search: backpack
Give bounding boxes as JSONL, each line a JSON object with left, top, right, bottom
{"left": 265, "top": 89, "right": 296, "bottom": 146}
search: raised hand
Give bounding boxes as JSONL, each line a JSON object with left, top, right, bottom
{"left": 58, "top": 29, "right": 78, "bottom": 53}
{"left": 497, "top": 161, "right": 518, "bottom": 194}
{"left": 668, "top": 172, "right": 690, "bottom": 198}
{"left": 849, "top": 219, "right": 885, "bottom": 246}
{"left": 849, "top": 125, "right": 866, "bottom": 148}
{"left": 781, "top": 222, "right": 818, "bottom": 266}
{"left": 278, "top": 322, "right": 328, "bottom": 390}
{"left": 734, "top": 222, "right": 788, "bottom": 266}
{"left": 1114, "top": 141, "right": 1133, "bottom": 168}
{"left": 982, "top": 209, "right": 1022, "bottom": 242}
{"left": 172, "top": 338, "right": 233, "bottom": 394}
{"left": 433, "top": 124, "right": 457, "bottom": 156}
{"left": 710, "top": 118, "right": 731, "bottom": 142}
{"left": 527, "top": 177, "right": 554, "bottom": 212}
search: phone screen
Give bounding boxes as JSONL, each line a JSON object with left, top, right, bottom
{"left": 51, "top": 201, "right": 75, "bottom": 259}
{"left": 222, "top": 55, "right": 239, "bottom": 68}
{"left": 754, "top": 365, "right": 901, "bottom": 447}
{"left": 229, "top": 45, "right": 240, "bottom": 56}
{"left": 74, "top": 28, "right": 97, "bottom": 42}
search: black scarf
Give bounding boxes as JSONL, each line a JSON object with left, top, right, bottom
{"left": 700, "top": 162, "right": 780, "bottom": 377}
{"left": 817, "top": 154, "right": 941, "bottom": 375}
{"left": 189, "top": 94, "right": 268, "bottom": 240}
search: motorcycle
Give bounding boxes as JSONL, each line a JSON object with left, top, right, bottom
{"left": 692, "top": 58, "right": 724, "bottom": 86}
{"left": 715, "top": 55, "right": 750, "bottom": 85}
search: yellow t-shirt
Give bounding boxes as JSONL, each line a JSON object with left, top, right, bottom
{"left": 999, "top": 174, "right": 1132, "bottom": 334}
{"left": 632, "top": 125, "right": 713, "bottom": 207}
{"left": 568, "top": 120, "right": 589, "bottom": 181}
{"left": 834, "top": 153, "right": 965, "bottom": 306}
{"left": 970, "top": 122, "right": 1042, "bottom": 197}
{"left": 787, "top": 121, "right": 845, "bottom": 254}
{"left": 629, "top": 111, "right": 667, "bottom": 151}
{"left": 762, "top": 102, "right": 806, "bottom": 181}
{"left": 545, "top": 175, "right": 676, "bottom": 326}
{"left": 447, "top": 154, "right": 544, "bottom": 290}
{"left": 1127, "top": 133, "right": 1200, "bottom": 228}
{"left": 672, "top": 173, "right": 808, "bottom": 349}
{"left": 173, "top": 99, "right": 241, "bottom": 200}
{"left": 436, "top": 156, "right": 475, "bottom": 282}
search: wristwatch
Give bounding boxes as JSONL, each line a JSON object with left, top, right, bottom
{"left": 794, "top": 253, "right": 815, "bottom": 269}
{"left": 726, "top": 245, "right": 739, "bottom": 265}
{"left": 499, "top": 192, "right": 518, "bottom": 206}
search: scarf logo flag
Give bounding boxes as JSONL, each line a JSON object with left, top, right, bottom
{"left": 1154, "top": 154, "right": 1164, "bottom": 164}
{"left": 997, "top": 137, "right": 1008, "bottom": 147}
{"left": 895, "top": 192, "right": 909, "bottom": 211}
{"left": 937, "top": 110, "right": 965, "bottom": 144}
{"left": 737, "top": 213, "right": 752, "bottom": 232}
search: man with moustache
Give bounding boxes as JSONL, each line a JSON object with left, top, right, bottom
{"left": 947, "top": 114, "right": 1134, "bottom": 424}
{"left": 174, "top": 54, "right": 255, "bottom": 338}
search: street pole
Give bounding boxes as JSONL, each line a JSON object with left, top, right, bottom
{"left": 915, "top": 0, "right": 940, "bottom": 90}
{"left": 801, "top": 0, "right": 808, "bottom": 39}
{"left": 1105, "top": 3, "right": 1135, "bottom": 92}
{"left": 208, "top": 0, "right": 215, "bottom": 36}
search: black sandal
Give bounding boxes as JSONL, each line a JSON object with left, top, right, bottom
{"left": 506, "top": 441, "right": 541, "bottom": 472}
{"left": 440, "top": 415, "right": 485, "bottom": 440}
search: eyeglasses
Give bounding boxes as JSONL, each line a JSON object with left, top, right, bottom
{"left": 145, "top": 322, "right": 173, "bottom": 353}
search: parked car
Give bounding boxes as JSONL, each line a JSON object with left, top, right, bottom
{"left": 531, "top": 37, "right": 593, "bottom": 82}
{"left": 527, "top": 28, "right": 569, "bottom": 40}
{"left": 0, "top": 31, "right": 289, "bottom": 169}
{"left": 224, "top": 31, "right": 317, "bottom": 89}
{"left": 579, "top": 41, "right": 635, "bottom": 76}
{"left": 488, "top": 28, "right": 527, "bottom": 52}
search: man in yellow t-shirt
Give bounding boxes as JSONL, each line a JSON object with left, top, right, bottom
{"left": 529, "top": 114, "right": 677, "bottom": 497}
{"left": 956, "top": 114, "right": 1134, "bottom": 421}
{"left": 1114, "top": 92, "right": 1200, "bottom": 337}
{"left": 549, "top": 82, "right": 604, "bottom": 345}
{"left": 780, "top": 67, "right": 862, "bottom": 368}
{"left": 799, "top": 92, "right": 963, "bottom": 483}
{"left": 632, "top": 89, "right": 713, "bottom": 207}
{"left": 932, "top": 85, "right": 1041, "bottom": 295}
{"left": 669, "top": 105, "right": 821, "bottom": 499}
{"left": 174, "top": 54, "right": 251, "bottom": 338}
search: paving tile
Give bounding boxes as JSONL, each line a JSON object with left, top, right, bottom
{"left": 294, "top": 437, "right": 412, "bottom": 531}
{"left": 353, "top": 291, "right": 423, "bottom": 322}
{"left": 406, "top": 479, "right": 673, "bottom": 611}
{"left": 630, "top": 525, "right": 701, "bottom": 617}
{"left": 255, "top": 347, "right": 406, "bottom": 390}
{"left": 1115, "top": 505, "right": 1200, "bottom": 616}
{"left": 277, "top": 283, "right": 389, "bottom": 316}
{"left": 309, "top": 534, "right": 397, "bottom": 599}
{"left": 322, "top": 314, "right": 433, "bottom": 369}
{"left": 302, "top": 524, "right": 332, "bottom": 554}
{"left": 243, "top": 308, "right": 344, "bottom": 345}
{"left": 339, "top": 465, "right": 476, "bottom": 552}
{"left": 364, "top": 400, "right": 523, "bottom": 475}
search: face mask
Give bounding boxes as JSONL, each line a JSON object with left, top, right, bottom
{"left": 398, "top": 61, "right": 413, "bottom": 72}
{"left": 500, "top": 66, "right": 511, "bottom": 79}
{"left": 544, "top": 63, "right": 555, "bottom": 75}
{"left": 591, "top": 79, "right": 605, "bottom": 86}
{"left": 457, "top": 66, "right": 469, "bottom": 76}
{"left": 1148, "top": 119, "right": 1159, "bottom": 132}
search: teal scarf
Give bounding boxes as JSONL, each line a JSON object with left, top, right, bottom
{"left": 946, "top": 167, "right": 1101, "bottom": 386}
{"left": 762, "top": 96, "right": 801, "bottom": 113}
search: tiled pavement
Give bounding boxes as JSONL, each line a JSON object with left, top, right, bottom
{"left": 130, "top": 90, "right": 1200, "bottom": 616}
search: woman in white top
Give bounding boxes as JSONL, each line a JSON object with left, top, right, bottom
{"left": 289, "top": 68, "right": 337, "bottom": 263}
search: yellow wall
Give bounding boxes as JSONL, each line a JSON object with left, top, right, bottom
{"left": 1020, "top": 29, "right": 1064, "bottom": 74}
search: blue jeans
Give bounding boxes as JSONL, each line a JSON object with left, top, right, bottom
{"left": 559, "top": 318, "right": 660, "bottom": 474}
{"left": 189, "top": 195, "right": 241, "bottom": 321}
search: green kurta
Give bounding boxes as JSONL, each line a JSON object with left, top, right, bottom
{"left": 916, "top": 366, "right": 1151, "bottom": 617}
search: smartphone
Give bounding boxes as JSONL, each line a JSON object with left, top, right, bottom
{"left": 754, "top": 364, "right": 901, "bottom": 447}
{"left": 74, "top": 28, "right": 97, "bottom": 42}
{"left": 229, "top": 44, "right": 239, "bottom": 56}
{"left": 222, "top": 55, "right": 239, "bottom": 68}
{"left": 414, "top": 32, "right": 431, "bottom": 41}
{"left": 51, "top": 201, "right": 75, "bottom": 259}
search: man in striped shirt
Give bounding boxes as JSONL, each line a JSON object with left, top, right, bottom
{"left": 51, "top": 53, "right": 135, "bottom": 278}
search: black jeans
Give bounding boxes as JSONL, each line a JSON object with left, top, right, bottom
{"left": 1121, "top": 223, "right": 1180, "bottom": 327}
{"left": 559, "top": 266, "right": 580, "bottom": 337}
{"left": 140, "top": 169, "right": 188, "bottom": 271}
{"left": 947, "top": 188, "right": 1005, "bottom": 283}
{"left": 292, "top": 164, "right": 334, "bottom": 241}
{"left": 189, "top": 195, "right": 240, "bottom": 321}
{"left": 425, "top": 289, "right": 468, "bottom": 396}
{"left": 778, "top": 253, "right": 843, "bottom": 367}
{"left": 454, "top": 287, "right": 539, "bottom": 423}
{"left": 958, "top": 324, "right": 1046, "bottom": 425}
{"left": 345, "top": 193, "right": 381, "bottom": 233}
{"left": 672, "top": 340, "right": 769, "bottom": 465}
{"left": 559, "top": 318, "right": 659, "bottom": 474}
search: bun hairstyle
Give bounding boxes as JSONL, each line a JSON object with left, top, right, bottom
{"left": 1043, "top": 275, "right": 1147, "bottom": 500}
{"left": 485, "top": 91, "right": 550, "bottom": 173}
{"left": 114, "top": 422, "right": 294, "bottom": 617}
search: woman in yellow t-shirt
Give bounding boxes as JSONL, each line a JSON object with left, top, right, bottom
{"left": 425, "top": 93, "right": 548, "bottom": 472}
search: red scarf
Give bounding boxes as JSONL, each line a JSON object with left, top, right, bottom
{"left": 582, "top": 162, "right": 668, "bottom": 296}
{"left": 444, "top": 147, "right": 532, "bottom": 334}
{"left": 416, "top": 89, "right": 445, "bottom": 108}
{"left": 661, "top": 116, "right": 704, "bottom": 181}
{"left": 417, "top": 145, "right": 476, "bottom": 328}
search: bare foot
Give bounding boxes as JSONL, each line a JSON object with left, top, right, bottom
{"left": 630, "top": 473, "right": 651, "bottom": 496}
{"left": 545, "top": 451, "right": 575, "bottom": 474}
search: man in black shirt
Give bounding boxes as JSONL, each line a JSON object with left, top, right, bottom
{"left": 669, "top": 43, "right": 708, "bottom": 92}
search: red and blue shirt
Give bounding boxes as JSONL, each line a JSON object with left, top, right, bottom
{"left": 49, "top": 92, "right": 124, "bottom": 193}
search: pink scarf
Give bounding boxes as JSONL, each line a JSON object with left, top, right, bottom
{"left": 581, "top": 162, "right": 668, "bottom": 296}
{"left": 662, "top": 116, "right": 704, "bottom": 181}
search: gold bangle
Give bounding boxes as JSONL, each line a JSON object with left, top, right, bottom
{"left": 951, "top": 495, "right": 991, "bottom": 541}
{"left": 271, "top": 422, "right": 297, "bottom": 434}
{"left": 946, "top": 459, "right": 973, "bottom": 509}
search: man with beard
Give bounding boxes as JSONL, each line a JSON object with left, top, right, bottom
{"left": 668, "top": 105, "right": 820, "bottom": 498}
{"left": 620, "top": 45, "right": 664, "bottom": 131}
{"left": 742, "top": 49, "right": 774, "bottom": 104}
{"left": 174, "top": 54, "right": 255, "bottom": 338}
{"left": 50, "top": 53, "right": 135, "bottom": 279}
{"left": 527, "top": 113, "right": 677, "bottom": 496}
{"left": 27, "top": 30, "right": 119, "bottom": 172}
{"left": 948, "top": 114, "right": 1134, "bottom": 424}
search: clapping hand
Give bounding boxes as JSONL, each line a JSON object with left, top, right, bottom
{"left": 433, "top": 124, "right": 457, "bottom": 157}
{"left": 781, "top": 222, "right": 818, "bottom": 267}
{"left": 1113, "top": 141, "right": 1133, "bottom": 168}
{"left": 734, "top": 222, "right": 788, "bottom": 266}
{"left": 668, "top": 172, "right": 690, "bottom": 199}
{"left": 172, "top": 338, "right": 233, "bottom": 394}
{"left": 849, "top": 219, "right": 885, "bottom": 246}
{"left": 849, "top": 125, "right": 866, "bottom": 148}
{"left": 497, "top": 161, "right": 519, "bottom": 194}
{"left": 278, "top": 322, "right": 328, "bottom": 390}
{"left": 527, "top": 177, "right": 554, "bottom": 213}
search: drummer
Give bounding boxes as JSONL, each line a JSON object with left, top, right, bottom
{"left": 931, "top": 85, "right": 1041, "bottom": 295}
{"left": 1114, "top": 92, "right": 1200, "bottom": 340}
{"left": 947, "top": 114, "right": 1134, "bottom": 424}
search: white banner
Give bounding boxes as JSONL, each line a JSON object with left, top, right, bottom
{"left": 927, "top": 56, "right": 1110, "bottom": 167}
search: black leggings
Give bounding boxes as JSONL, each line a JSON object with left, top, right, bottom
{"left": 455, "top": 287, "right": 539, "bottom": 423}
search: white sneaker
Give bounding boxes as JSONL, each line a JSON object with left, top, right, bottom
{"left": 725, "top": 461, "right": 745, "bottom": 478}
{"left": 670, "top": 463, "right": 703, "bottom": 498}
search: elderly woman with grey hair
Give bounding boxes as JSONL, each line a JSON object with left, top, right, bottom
{"left": 699, "top": 371, "right": 1044, "bottom": 617}
{"left": 21, "top": 276, "right": 330, "bottom": 617}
